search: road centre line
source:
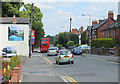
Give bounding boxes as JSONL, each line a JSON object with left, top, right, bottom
{"left": 64, "top": 76, "right": 79, "bottom": 84}
{"left": 41, "top": 54, "right": 53, "bottom": 65}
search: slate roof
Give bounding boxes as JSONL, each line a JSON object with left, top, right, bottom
{"left": 92, "top": 19, "right": 108, "bottom": 30}
{"left": 0, "top": 17, "right": 29, "bottom": 24}
{"left": 101, "top": 22, "right": 120, "bottom": 31}
{"left": 86, "top": 26, "right": 92, "bottom": 31}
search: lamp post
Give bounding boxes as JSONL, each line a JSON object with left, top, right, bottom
{"left": 82, "top": 14, "right": 91, "bottom": 44}
{"left": 70, "top": 17, "right": 72, "bottom": 41}
{"left": 82, "top": 14, "right": 91, "bottom": 54}
{"left": 29, "top": 3, "right": 34, "bottom": 58}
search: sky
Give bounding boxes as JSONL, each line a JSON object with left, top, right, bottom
{"left": 23, "top": 0, "right": 119, "bottom": 36}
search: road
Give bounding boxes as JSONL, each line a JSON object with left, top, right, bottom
{"left": 41, "top": 52, "right": 118, "bottom": 83}
{"left": 22, "top": 52, "right": 119, "bottom": 83}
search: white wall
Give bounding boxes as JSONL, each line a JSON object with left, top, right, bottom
{"left": 0, "top": 24, "right": 29, "bottom": 56}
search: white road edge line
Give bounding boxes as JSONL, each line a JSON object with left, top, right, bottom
{"left": 60, "top": 76, "right": 68, "bottom": 83}
{"left": 19, "top": 74, "right": 23, "bottom": 83}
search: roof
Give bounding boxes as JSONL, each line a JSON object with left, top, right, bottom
{"left": 86, "top": 26, "right": 92, "bottom": 31}
{"left": 0, "top": 17, "right": 29, "bottom": 24}
{"left": 101, "top": 22, "right": 120, "bottom": 31}
{"left": 92, "top": 19, "right": 108, "bottom": 29}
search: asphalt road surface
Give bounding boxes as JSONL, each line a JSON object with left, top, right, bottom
{"left": 41, "top": 52, "right": 118, "bottom": 83}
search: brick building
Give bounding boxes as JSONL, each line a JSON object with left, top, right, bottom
{"left": 72, "top": 26, "right": 83, "bottom": 44}
{"left": 100, "top": 15, "right": 120, "bottom": 43}
{"left": 86, "top": 11, "right": 116, "bottom": 44}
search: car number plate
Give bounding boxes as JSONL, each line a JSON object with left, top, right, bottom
{"left": 64, "top": 56, "right": 69, "bottom": 58}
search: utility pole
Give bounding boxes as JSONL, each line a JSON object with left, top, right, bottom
{"left": 29, "top": 3, "right": 34, "bottom": 58}
{"left": 70, "top": 17, "right": 72, "bottom": 41}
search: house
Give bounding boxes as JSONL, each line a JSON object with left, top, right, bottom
{"left": 100, "top": 14, "right": 120, "bottom": 43}
{"left": 0, "top": 15, "right": 30, "bottom": 56}
{"left": 72, "top": 26, "right": 83, "bottom": 44}
{"left": 87, "top": 11, "right": 116, "bottom": 44}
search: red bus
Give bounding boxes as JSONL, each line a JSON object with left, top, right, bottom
{"left": 40, "top": 38, "right": 49, "bottom": 52}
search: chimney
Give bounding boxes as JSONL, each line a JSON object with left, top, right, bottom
{"left": 99, "top": 19, "right": 103, "bottom": 23}
{"left": 117, "top": 15, "right": 120, "bottom": 22}
{"left": 72, "top": 29, "right": 74, "bottom": 32}
{"left": 81, "top": 26, "right": 83, "bottom": 33}
{"left": 92, "top": 20, "right": 98, "bottom": 25}
{"left": 108, "top": 11, "right": 114, "bottom": 19}
{"left": 13, "top": 15, "right": 16, "bottom": 23}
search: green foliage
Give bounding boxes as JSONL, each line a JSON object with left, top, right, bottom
{"left": 66, "top": 41, "right": 74, "bottom": 48}
{"left": 2, "top": 2, "right": 24, "bottom": 17}
{"left": 54, "top": 32, "right": 79, "bottom": 47}
{"left": 20, "top": 3, "right": 44, "bottom": 48}
{"left": 46, "top": 35, "right": 55, "bottom": 44}
{"left": 10, "top": 55, "right": 21, "bottom": 69}
{"left": 81, "top": 32, "right": 88, "bottom": 44}
{"left": 91, "top": 38, "right": 115, "bottom": 48}
{"left": 56, "top": 44, "right": 63, "bottom": 50}
{"left": 3, "top": 71, "right": 10, "bottom": 82}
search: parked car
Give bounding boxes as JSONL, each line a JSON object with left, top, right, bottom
{"left": 78, "top": 45, "right": 90, "bottom": 51}
{"left": 61, "top": 47, "right": 66, "bottom": 50}
{"left": 69, "top": 46, "right": 77, "bottom": 53}
{"left": 2, "top": 46, "right": 17, "bottom": 58}
{"left": 54, "top": 47, "right": 59, "bottom": 53}
{"left": 73, "top": 47, "right": 82, "bottom": 55}
{"left": 55, "top": 50, "right": 74, "bottom": 64}
{"left": 47, "top": 47, "right": 58, "bottom": 56}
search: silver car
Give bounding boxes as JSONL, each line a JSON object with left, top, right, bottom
{"left": 55, "top": 50, "right": 74, "bottom": 65}
{"left": 47, "top": 47, "right": 58, "bottom": 56}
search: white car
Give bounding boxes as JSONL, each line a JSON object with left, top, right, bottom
{"left": 78, "top": 45, "right": 90, "bottom": 50}
{"left": 55, "top": 50, "right": 74, "bottom": 65}
{"left": 2, "top": 47, "right": 17, "bottom": 58}
{"left": 47, "top": 47, "right": 58, "bottom": 56}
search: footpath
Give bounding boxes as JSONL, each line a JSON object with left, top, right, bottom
{"left": 83, "top": 53, "right": 120, "bottom": 64}
{"left": 21, "top": 52, "right": 65, "bottom": 82}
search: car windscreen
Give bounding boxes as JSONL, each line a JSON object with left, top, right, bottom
{"left": 60, "top": 51, "right": 71, "bottom": 55}
{"left": 74, "top": 48, "right": 81, "bottom": 50}
{"left": 49, "top": 48, "right": 56, "bottom": 50}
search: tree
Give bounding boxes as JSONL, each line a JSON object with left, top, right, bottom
{"left": 81, "top": 32, "right": 87, "bottom": 44}
{"left": 46, "top": 35, "right": 55, "bottom": 44}
{"left": 54, "top": 32, "right": 79, "bottom": 47}
{"left": 20, "top": 3, "right": 45, "bottom": 48}
{"left": 66, "top": 41, "right": 74, "bottom": 48}
{"left": 2, "top": 2, "right": 23, "bottom": 17}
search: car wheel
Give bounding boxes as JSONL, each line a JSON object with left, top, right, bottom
{"left": 58, "top": 62, "right": 61, "bottom": 65}
{"left": 56, "top": 61, "right": 58, "bottom": 64}
{"left": 71, "top": 61, "right": 74, "bottom": 64}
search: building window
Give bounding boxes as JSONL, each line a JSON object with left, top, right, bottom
{"left": 114, "top": 30, "right": 115, "bottom": 36}
{"left": 108, "top": 30, "right": 110, "bottom": 37}
{"left": 106, "top": 31, "right": 107, "bottom": 37}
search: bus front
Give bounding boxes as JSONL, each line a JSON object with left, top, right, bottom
{"left": 40, "top": 38, "right": 49, "bottom": 52}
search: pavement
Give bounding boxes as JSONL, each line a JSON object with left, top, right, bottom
{"left": 21, "top": 52, "right": 65, "bottom": 82}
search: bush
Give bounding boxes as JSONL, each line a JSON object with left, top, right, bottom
{"left": 56, "top": 44, "right": 63, "bottom": 50}
{"left": 66, "top": 41, "right": 74, "bottom": 48}
{"left": 91, "top": 38, "right": 115, "bottom": 48}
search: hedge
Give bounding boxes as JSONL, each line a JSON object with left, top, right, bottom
{"left": 91, "top": 38, "right": 115, "bottom": 48}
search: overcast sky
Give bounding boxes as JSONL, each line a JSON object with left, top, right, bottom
{"left": 24, "top": 0, "right": 119, "bottom": 36}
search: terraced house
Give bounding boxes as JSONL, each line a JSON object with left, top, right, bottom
{"left": 87, "top": 11, "right": 116, "bottom": 44}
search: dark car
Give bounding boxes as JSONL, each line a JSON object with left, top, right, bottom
{"left": 61, "top": 47, "right": 66, "bottom": 50}
{"left": 73, "top": 47, "right": 82, "bottom": 55}
{"left": 69, "top": 46, "right": 77, "bottom": 53}
{"left": 55, "top": 47, "right": 59, "bottom": 53}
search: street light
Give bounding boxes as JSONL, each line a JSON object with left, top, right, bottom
{"left": 82, "top": 14, "right": 91, "bottom": 54}
{"left": 82, "top": 14, "right": 91, "bottom": 44}
{"left": 70, "top": 17, "right": 72, "bottom": 41}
